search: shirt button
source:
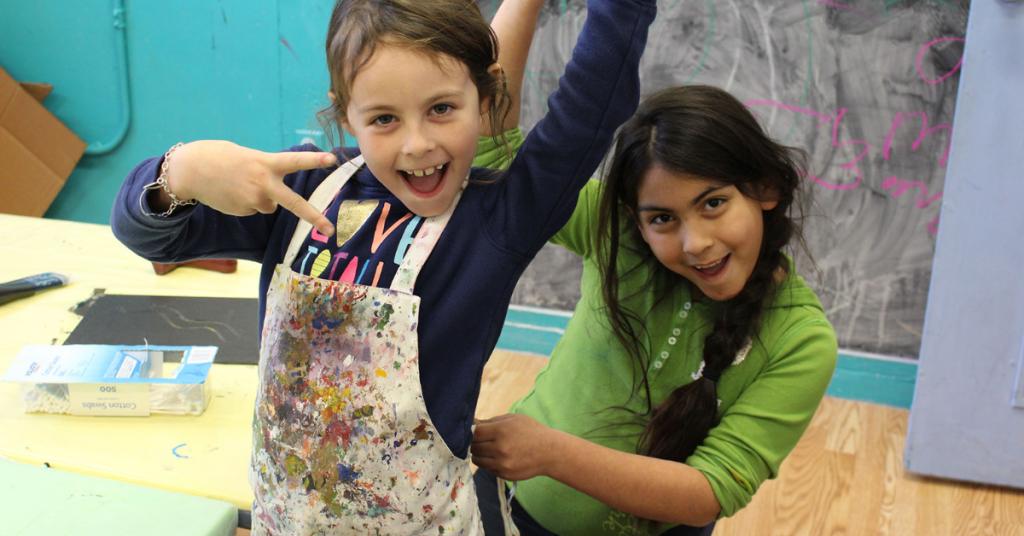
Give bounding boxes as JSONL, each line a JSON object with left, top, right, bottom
{"left": 660, "top": 351, "right": 669, "bottom": 359}
{"left": 668, "top": 337, "right": 677, "bottom": 345}
{"left": 653, "top": 361, "right": 663, "bottom": 369}
{"left": 672, "top": 328, "right": 681, "bottom": 336}
{"left": 684, "top": 302, "right": 692, "bottom": 311}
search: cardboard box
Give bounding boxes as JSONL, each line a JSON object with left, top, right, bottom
{"left": 0, "top": 67, "right": 86, "bottom": 217}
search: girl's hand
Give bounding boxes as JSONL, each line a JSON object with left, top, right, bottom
{"left": 162, "top": 140, "right": 337, "bottom": 235}
{"left": 471, "top": 413, "right": 560, "bottom": 481}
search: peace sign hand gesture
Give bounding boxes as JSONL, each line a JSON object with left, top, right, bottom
{"left": 156, "top": 140, "right": 337, "bottom": 235}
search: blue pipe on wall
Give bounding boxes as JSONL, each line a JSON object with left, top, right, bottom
{"left": 85, "top": 0, "right": 131, "bottom": 156}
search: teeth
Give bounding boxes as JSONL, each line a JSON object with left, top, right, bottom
{"left": 695, "top": 258, "right": 724, "bottom": 270}
{"left": 405, "top": 163, "right": 445, "bottom": 177}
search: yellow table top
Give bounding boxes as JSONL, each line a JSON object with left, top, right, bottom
{"left": 0, "top": 213, "right": 259, "bottom": 509}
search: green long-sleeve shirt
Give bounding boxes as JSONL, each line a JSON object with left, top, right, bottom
{"left": 476, "top": 130, "right": 837, "bottom": 535}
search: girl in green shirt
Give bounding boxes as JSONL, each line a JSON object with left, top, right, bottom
{"left": 471, "top": 8, "right": 838, "bottom": 535}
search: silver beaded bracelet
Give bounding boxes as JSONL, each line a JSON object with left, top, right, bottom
{"left": 141, "top": 142, "right": 197, "bottom": 217}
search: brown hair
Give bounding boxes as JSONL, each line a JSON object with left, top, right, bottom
{"left": 318, "top": 0, "right": 509, "bottom": 149}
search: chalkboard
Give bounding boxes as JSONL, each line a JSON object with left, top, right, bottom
{"left": 482, "top": 0, "right": 968, "bottom": 358}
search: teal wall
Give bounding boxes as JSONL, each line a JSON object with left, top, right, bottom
{"left": 0, "top": 0, "right": 338, "bottom": 224}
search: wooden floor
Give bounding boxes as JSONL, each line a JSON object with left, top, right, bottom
{"left": 239, "top": 350, "right": 1024, "bottom": 535}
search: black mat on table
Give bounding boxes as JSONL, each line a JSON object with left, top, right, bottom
{"left": 64, "top": 293, "right": 260, "bottom": 364}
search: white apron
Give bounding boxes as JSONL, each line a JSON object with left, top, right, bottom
{"left": 249, "top": 156, "right": 487, "bottom": 535}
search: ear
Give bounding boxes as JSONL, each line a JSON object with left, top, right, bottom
{"left": 488, "top": 62, "right": 504, "bottom": 82}
{"left": 479, "top": 62, "right": 504, "bottom": 115}
{"left": 758, "top": 185, "right": 780, "bottom": 211}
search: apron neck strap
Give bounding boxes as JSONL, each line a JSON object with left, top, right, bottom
{"left": 281, "top": 154, "right": 364, "bottom": 267}
{"left": 389, "top": 189, "right": 459, "bottom": 294}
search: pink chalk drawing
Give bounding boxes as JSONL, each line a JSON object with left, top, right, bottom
{"left": 745, "top": 100, "right": 870, "bottom": 191}
{"left": 880, "top": 177, "right": 943, "bottom": 209}
{"left": 745, "top": 100, "right": 953, "bottom": 236}
{"left": 882, "top": 111, "right": 953, "bottom": 168}
{"left": 915, "top": 37, "right": 965, "bottom": 86}
{"left": 745, "top": 101, "right": 872, "bottom": 192}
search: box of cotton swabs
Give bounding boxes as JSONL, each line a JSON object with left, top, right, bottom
{"left": 2, "top": 344, "right": 217, "bottom": 416}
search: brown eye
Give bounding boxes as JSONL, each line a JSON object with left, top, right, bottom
{"left": 649, "top": 214, "right": 672, "bottom": 225}
{"left": 705, "top": 198, "right": 726, "bottom": 210}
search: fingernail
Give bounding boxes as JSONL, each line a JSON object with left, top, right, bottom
{"left": 322, "top": 225, "right": 335, "bottom": 235}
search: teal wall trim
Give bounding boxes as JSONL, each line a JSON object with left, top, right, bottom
{"left": 827, "top": 352, "right": 917, "bottom": 409}
{"left": 499, "top": 306, "right": 918, "bottom": 409}
{"left": 496, "top": 306, "right": 570, "bottom": 357}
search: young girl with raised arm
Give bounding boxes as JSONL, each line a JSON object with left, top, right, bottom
{"left": 111, "top": 0, "right": 656, "bottom": 533}
{"left": 472, "top": 84, "right": 837, "bottom": 536}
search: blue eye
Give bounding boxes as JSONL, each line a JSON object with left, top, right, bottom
{"left": 431, "top": 103, "right": 453, "bottom": 115}
{"left": 372, "top": 114, "right": 396, "bottom": 126}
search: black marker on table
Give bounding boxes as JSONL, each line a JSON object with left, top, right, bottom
{"left": 0, "top": 272, "right": 69, "bottom": 306}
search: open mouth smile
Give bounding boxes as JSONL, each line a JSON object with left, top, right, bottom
{"left": 691, "top": 254, "right": 730, "bottom": 278}
{"left": 399, "top": 163, "right": 449, "bottom": 196}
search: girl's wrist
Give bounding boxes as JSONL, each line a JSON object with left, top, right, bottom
{"left": 141, "top": 142, "right": 197, "bottom": 217}
{"left": 163, "top": 142, "right": 197, "bottom": 202}
{"left": 540, "top": 427, "right": 575, "bottom": 478}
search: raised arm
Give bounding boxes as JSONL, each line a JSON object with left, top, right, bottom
{"left": 484, "top": 0, "right": 544, "bottom": 134}
{"left": 485, "top": 0, "right": 656, "bottom": 254}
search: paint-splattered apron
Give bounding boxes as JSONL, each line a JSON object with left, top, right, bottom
{"left": 249, "top": 156, "right": 484, "bottom": 535}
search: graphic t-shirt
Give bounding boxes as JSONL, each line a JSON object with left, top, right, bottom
{"left": 289, "top": 187, "right": 426, "bottom": 287}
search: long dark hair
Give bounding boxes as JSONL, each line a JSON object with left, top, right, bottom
{"left": 596, "top": 85, "right": 808, "bottom": 462}
{"left": 318, "top": 0, "right": 510, "bottom": 149}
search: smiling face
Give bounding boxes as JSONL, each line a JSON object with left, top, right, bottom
{"left": 635, "top": 165, "right": 778, "bottom": 302}
{"left": 342, "top": 43, "right": 485, "bottom": 217}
